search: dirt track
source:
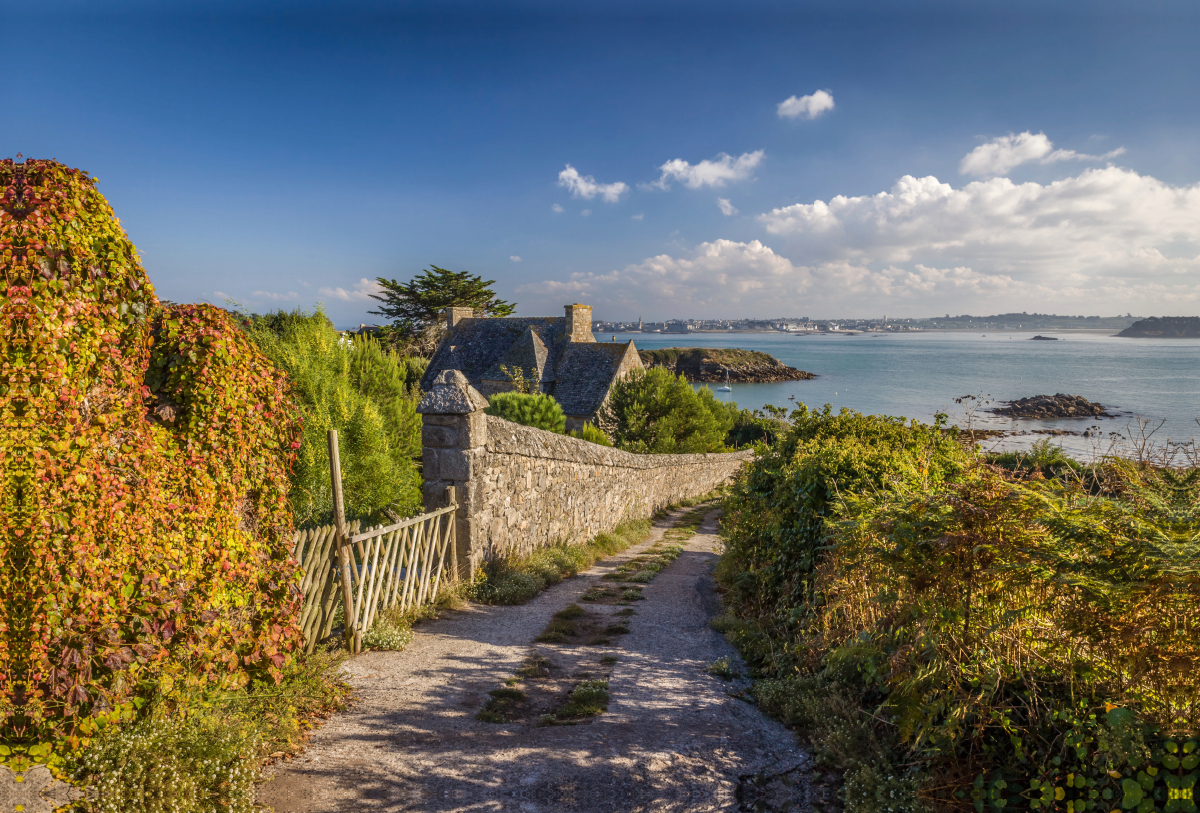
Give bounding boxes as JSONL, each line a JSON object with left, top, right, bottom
{"left": 258, "top": 509, "right": 820, "bottom": 812}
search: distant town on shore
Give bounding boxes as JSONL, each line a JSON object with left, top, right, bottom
{"left": 592, "top": 312, "right": 1144, "bottom": 334}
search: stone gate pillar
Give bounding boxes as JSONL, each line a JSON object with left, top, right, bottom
{"left": 416, "top": 370, "right": 489, "bottom": 578}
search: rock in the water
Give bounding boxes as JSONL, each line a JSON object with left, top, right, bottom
{"left": 1030, "top": 335, "right": 1058, "bottom": 340}
{"left": 990, "top": 393, "right": 1110, "bottom": 419}
{"left": 638, "top": 347, "right": 815, "bottom": 383}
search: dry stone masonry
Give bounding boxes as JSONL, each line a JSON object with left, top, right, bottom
{"left": 418, "top": 370, "right": 753, "bottom": 575}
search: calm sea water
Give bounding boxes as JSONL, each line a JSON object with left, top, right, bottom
{"left": 610, "top": 330, "right": 1200, "bottom": 457}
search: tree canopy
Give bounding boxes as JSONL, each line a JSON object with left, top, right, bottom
{"left": 370, "top": 266, "right": 515, "bottom": 356}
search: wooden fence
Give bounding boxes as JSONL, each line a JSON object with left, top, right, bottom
{"left": 289, "top": 430, "right": 458, "bottom": 654}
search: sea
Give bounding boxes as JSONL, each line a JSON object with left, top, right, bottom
{"left": 608, "top": 329, "right": 1200, "bottom": 459}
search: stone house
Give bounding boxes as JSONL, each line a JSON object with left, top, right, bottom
{"left": 419, "top": 304, "right": 643, "bottom": 430}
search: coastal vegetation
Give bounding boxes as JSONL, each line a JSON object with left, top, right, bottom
{"left": 1117, "top": 316, "right": 1200, "bottom": 338}
{"left": 599, "top": 366, "right": 737, "bottom": 453}
{"left": 716, "top": 403, "right": 1199, "bottom": 813}
{"left": 242, "top": 309, "right": 426, "bottom": 527}
{"left": 639, "top": 346, "right": 814, "bottom": 382}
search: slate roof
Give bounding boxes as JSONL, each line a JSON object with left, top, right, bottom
{"left": 421, "top": 315, "right": 638, "bottom": 419}
{"left": 552, "top": 342, "right": 634, "bottom": 417}
{"left": 420, "top": 317, "right": 567, "bottom": 390}
{"left": 483, "top": 326, "right": 555, "bottom": 383}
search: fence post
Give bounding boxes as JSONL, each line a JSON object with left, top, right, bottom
{"left": 328, "top": 429, "right": 359, "bottom": 654}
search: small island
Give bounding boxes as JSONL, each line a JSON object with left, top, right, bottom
{"left": 639, "top": 347, "right": 815, "bottom": 382}
{"left": 1030, "top": 335, "right": 1058, "bottom": 341}
{"left": 1117, "top": 316, "right": 1200, "bottom": 338}
{"left": 989, "top": 394, "right": 1110, "bottom": 419}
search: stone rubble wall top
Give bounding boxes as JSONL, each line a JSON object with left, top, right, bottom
{"left": 484, "top": 415, "right": 756, "bottom": 470}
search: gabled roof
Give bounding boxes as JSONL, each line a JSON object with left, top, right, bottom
{"left": 483, "top": 325, "right": 555, "bottom": 383}
{"left": 553, "top": 342, "right": 635, "bottom": 417}
{"left": 420, "top": 317, "right": 567, "bottom": 390}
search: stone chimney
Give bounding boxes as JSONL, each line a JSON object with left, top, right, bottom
{"left": 445, "top": 306, "right": 477, "bottom": 338}
{"left": 564, "top": 303, "right": 594, "bottom": 343}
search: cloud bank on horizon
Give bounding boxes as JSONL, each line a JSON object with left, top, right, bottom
{"left": 519, "top": 129, "right": 1200, "bottom": 319}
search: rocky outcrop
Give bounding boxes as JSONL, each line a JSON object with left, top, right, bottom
{"left": 1030, "top": 335, "right": 1058, "bottom": 340}
{"left": 990, "top": 393, "right": 1110, "bottom": 419}
{"left": 1117, "top": 316, "right": 1200, "bottom": 338}
{"left": 639, "top": 347, "right": 814, "bottom": 383}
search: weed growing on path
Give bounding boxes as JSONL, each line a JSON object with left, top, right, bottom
{"left": 477, "top": 687, "right": 527, "bottom": 723}
{"left": 555, "top": 681, "right": 609, "bottom": 719}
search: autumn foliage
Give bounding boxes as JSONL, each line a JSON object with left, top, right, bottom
{"left": 0, "top": 159, "right": 304, "bottom": 742}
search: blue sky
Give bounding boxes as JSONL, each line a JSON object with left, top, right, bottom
{"left": 7, "top": 1, "right": 1200, "bottom": 325}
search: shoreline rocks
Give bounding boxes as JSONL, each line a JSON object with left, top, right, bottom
{"left": 639, "top": 347, "right": 815, "bottom": 383}
{"left": 989, "top": 393, "right": 1110, "bottom": 419}
{"left": 1117, "top": 316, "right": 1200, "bottom": 338}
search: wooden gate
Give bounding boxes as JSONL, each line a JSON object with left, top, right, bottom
{"left": 289, "top": 429, "right": 458, "bottom": 654}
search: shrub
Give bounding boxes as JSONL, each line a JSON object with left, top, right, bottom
{"left": 485, "top": 391, "right": 566, "bottom": 433}
{"left": 0, "top": 159, "right": 304, "bottom": 741}
{"left": 717, "top": 405, "right": 1200, "bottom": 811}
{"left": 598, "top": 366, "right": 735, "bottom": 453}
{"left": 567, "top": 421, "right": 612, "bottom": 446}
{"left": 242, "top": 309, "right": 423, "bottom": 526}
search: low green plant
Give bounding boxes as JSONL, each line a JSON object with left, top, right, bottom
{"left": 707, "top": 657, "right": 737, "bottom": 681}
{"left": 567, "top": 422, "right": 613, "bottom": 446}
{"left": 477, "top": 686, "right": 526, "bottom": 723}
{"left": 361, "top": 608, "right": 415, "bottom": 651}
{"left": 75, "top": 712, "right": 260, "bottom": 813}
{"left": 468, "top": 520, "right": 652, "bottom": 605}
{"left": 70, "top": 647, "right": 349, "bottom": 813}
{"left": 485, "top": 391, "right": 566, "bottom": 433}
{"left": 557, "top": 680, "right": 609, "bottom": 718}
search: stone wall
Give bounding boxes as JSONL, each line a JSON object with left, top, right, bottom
{"left": 418, "top": 370, "right": 753, "bottom": 574}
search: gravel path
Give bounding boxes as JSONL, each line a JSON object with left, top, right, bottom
{"left": 258, "top": 508, "right": 816, "bottom": 812}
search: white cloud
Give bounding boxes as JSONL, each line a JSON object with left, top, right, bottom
{"left": 717, "top": 198, "right": 738, "bottom": 216}
{"left": 631, "top": 213, "right": 644, "bottom": 220}
{"left": 516, "top": 239, "right": 809, "bottom": 316}
{"left": 557, "top": 164, "right": 628, "bottom": 203}
{"left": 756, "top": 167, "right": 1200, "bottom": 312}
{"left": 581, "top": 209, "right": 591, "bottom": 217}
{"left": 510, "top": 255, "right": 522, "bottom": 263}
{"left": 552, "top": 203, "right": 564, "bottom": 213}
{"left": 959, "top": 131, "right": 1126, "bottom": 176}
{"left": 318, "top": 277, "right": 381, "bottom": 302}
{"left": 251, "top": 290, "right": 299, "bottom": 301}
{"left": 651, "top": 150, "right": 765, "bottom": 190}
{"left": 777, "top": 90, "right": 835, "bottom": 120}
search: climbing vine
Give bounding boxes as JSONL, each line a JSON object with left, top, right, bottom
{"left": 0, "top": 158, "right": 304, "bottom": 744}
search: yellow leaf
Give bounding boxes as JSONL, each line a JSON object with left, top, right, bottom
{"left": 1056, "top": 788, "right": 1066, "bottom": 801}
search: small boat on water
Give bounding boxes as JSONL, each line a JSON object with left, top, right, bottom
{"left": 717, "top": 370, "right": 732, "bottom": 392}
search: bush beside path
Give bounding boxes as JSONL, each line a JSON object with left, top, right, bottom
{"left": 258, "top": 508, "right": 819, "bottom": 812}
